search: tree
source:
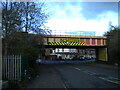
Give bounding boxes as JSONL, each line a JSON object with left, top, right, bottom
{"left": 104, "top": 26, "right": 120, "bottom": 64}
{"left": 23, "top": 2, "right": 50, "bottom": 34}
{"left": 2, "top": 2, "right": 25, "bottom": 55}
{"left": 1, "top": 1, "right": 51, "bottom": 80}
{"left": 2, "top": 1, "right": 51, "bottom": 56}
{"left": 2, "top": 2, "right": 50, "bottom": 36}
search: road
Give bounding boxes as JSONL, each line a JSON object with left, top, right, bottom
{"left": 53, "top": 63, "right": 119, "bottom": 88}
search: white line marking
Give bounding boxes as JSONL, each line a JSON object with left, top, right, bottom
{"left": 75, "top": 68, "right": 98, "bottom": 76}
{"left": 108, "top": 77, "right": 119, "bottom": 80}
{"left": 88, "top": 72, "right": 97, "bottom": 75}
{"left": 75, "top": 68, "right": 81, "bottom": 71}
{"left": 83, "top": 71, "right": 97, "bottom": 75}
{"left": 62, "top": 82, "right": 67, "bottom": 89}
{"left": 74, "top": 67, "right": 120, "bottom": 85}
{"left": 99, "top": 77, "right": 120, "bottom": 85}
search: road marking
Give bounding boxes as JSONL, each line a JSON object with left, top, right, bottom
{"left": 64, "top": 81, "right": 73, "bottom": 88}
{"left": 75, "top": 68, "right": 81, "bottom": 71}
{"left": 99, "top": 77, "right": 120, "bottom": 85}
{"left": 74, "top": 67, "right": 120, "bottom": 85}
{"left": 62, "top": 82, "right": 67, "bottom": 89}
{"left": 75, "top": 68, "right": 99, "bottom": 76}
{"left": 108, "top": 77, "right": 119, "bottom": 80}
{"left": 83, "top": 71, "right": 97, "bottom": 75}
{"left": 83, "top": 71, "right": 120, "bottom": 85}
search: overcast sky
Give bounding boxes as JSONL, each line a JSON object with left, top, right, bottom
{"left": 44, "top": 1, "right": 118, "bottom": 36}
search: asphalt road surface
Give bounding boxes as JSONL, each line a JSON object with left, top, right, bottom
{"left": 53, "top": 63, "right": 119, "bottom": 88}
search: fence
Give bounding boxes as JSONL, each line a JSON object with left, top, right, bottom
{"left": 2, "top": 55, "right": 29, "bottom": 81}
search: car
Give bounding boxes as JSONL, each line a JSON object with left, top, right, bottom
{"left": 80, "top": 56, "right": 85, "bottom": 60}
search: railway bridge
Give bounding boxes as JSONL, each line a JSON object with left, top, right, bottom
{"left": 43, "top": 35, "right": 107, "bottom": 61}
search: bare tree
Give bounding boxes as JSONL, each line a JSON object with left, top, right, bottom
{"left": 2, "top": 1, "right": 51, "bottom": 56}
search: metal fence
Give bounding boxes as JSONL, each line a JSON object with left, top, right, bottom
{"left": 2, "top": 55, "right": 28, "bottom": 81}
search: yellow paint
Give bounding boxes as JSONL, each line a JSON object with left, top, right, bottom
{"left": 48, "top": 42, "right": 86, "bottom": 46}
{"left": 98, "top": 48, "right": 107, "bottom": 61}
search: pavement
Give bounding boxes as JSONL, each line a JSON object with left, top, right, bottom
{"left": 0, "top": 80, "right": 9, "bottom": 89}
{"left": 26, "top": 64, "right": 65, "bottom": 88}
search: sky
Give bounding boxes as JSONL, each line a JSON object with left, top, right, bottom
{"left": 44, "top": 1, "right": 118, "bottom": 36}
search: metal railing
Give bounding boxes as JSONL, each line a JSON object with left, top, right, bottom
{"left": 2, "top": 55, "right": 22, "bottom": 81}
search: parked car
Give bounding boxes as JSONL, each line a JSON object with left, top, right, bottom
{"left": 80, "top": 56, "right": 85, "bottom": 60}
{"left": 84, "top": 57, "right": 92, "bottom": 60}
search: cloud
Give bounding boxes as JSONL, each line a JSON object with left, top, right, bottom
{"left": 45, "top": 2, "right": 118, "bottom": 36}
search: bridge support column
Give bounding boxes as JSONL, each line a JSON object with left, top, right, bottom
{"left": 97, "top": 48, "right": 108, "bottom": 61}
{"left": 77, "top": 49, "right": 80, "bottom": 60}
